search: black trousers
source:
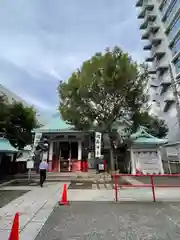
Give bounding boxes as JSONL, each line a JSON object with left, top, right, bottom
{"left": 40, "top": 169, "right": 46, "bottom": 186}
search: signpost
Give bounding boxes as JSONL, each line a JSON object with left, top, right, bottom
{"left": 28, "top": 132, "right": 42, "bottom": 180}
{"left": 31, "top": 133, "right": 42, "bottom": 153}
{"left": 26, "top": 160, "right": 34, "bottom": 181}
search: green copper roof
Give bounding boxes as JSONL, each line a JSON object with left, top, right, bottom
{"left": 131, "top": 127, "right": 167, "bottom": 145}
{"left": 33, "top": 115, "right": 77, "bottom": 133}
{"left": 0, "top": 138, "right": 18, "bottom": 152}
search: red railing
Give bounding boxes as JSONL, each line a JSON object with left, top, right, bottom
{"left": 112, "top": 173, "right": 180, "bottom": 202}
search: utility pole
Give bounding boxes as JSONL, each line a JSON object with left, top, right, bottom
{"left": 169, "top": 64, "right": 180, "bottom": 128}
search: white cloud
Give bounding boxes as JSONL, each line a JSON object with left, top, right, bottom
{"left": 0, "top": 0, "right": 144, "bottom": 112}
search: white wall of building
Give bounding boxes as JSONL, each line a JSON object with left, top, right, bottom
{"left": 136, "top": 0, "right": 180, "bottom": 142}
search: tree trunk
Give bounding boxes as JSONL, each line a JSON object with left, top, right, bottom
{"left": 108, "top": 132, "right": 115, "bottom": 171}
{"left": 110, "top": 146, "right": 115, "bottom": 171}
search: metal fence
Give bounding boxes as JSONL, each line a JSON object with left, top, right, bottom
{"left": 112, "top": 173, "right": 180, "bottom": 202}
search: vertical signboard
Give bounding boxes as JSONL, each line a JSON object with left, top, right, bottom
{"left": 95, "top": 132, "right": 101, "bottom": 158}
{"left": 30, "top": 132, "right": 42, "bottom": 157}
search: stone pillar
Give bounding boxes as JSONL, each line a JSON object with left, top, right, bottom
{"left": 48, "top": 141, "right": 53, "bottom": 171}
{"left": 158, "top": 149, "right": 164, "bottom": 174}
{"left": 78, "top": 140, "right": 82, "bottom": 161}
{"left": 130, "top": 148, "right": 136, "bottom": 174}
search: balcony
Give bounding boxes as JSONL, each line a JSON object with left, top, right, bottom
{"left": 145, "top": 55, "right": 154, "bottom": 62}
{"left": 150, "top": 76, "right": 159, "bottom": 87}
{"left": 162, "top": 87, "right": 175, "bottom": 112}
{"left": 160, "top": 72, "right": 171, "bottom": 84}
{"left": 144, "top": 2, "right": 154, "bottom": 11}
{"left": 148, "top": 67, "right": 156, "bottom": 74}
{"left": 137, "top": 1, "right": 154, "bottom": 19}
{"left": 136, "top": 0, "right": 143, "bottom": 7}
{"left": 156, "top": 58, "right": 169, "bottom": 75}
{"left": 159, "top": 74, "right": 171, "bottom": 94}
{"left": 151, "top": 37, "right": 162, "bottom": 46}
{"left": 152, "top": 45, "right": 165, "bottom": 60}
{"left": 160, "top": 82, "right": 171, "bottom": 95}
{"left": 149, "top": 31, "right": 162, "bottom": 46}
{"left": 141, "top": 29, "right": 150, "bottom": 39}
{"left": 143, "top": 40, "right": 152, "bottom": 50}
{"left": 149, "top": 22, "right": 160, "bottom": 33}
{"left": 141, "top": 22, "right": 159, "bottom": 40}
{"left": 156, "top": 64, "right": 169, "bottom": 75}
{"left": 139, "top": 19, "right": 149, "bottom": 30}
{"left": 139, "top": 12, "right": 156, "bottom": 29}
{"left": 137, "top": 8, "right": 146, "bottom": 19}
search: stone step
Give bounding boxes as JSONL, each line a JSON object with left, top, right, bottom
{"left": 14, "top": 171, "right": 112, "bottom": 184}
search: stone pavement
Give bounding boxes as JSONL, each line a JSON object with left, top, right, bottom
{"left": 35, "top": 202, "right": 180, "bottom": 240}
{"left": 0, "top": 182, "right": 65, "bottom": 240}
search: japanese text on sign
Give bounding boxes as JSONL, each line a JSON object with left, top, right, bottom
{"left": 95, "top": 132, "right": 101, "bottom": 158}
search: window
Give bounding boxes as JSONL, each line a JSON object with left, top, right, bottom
{"left": 161, "top": 0, "right": 171, "bottom": 15}
{"left": 171, "top": 37, "right": 180, "bottom": 56}
{"left": 163, "top": 0, "right": 180, "bottom": 25}
{"left": 168, "top": 15, "right": 180, "bottom": 41}
{"left": 174, "top": 57, "right": 180, "bottom": 74}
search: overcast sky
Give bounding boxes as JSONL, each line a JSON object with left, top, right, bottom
{"left": 0, "top": 0, "right": 146, "bottom": 115}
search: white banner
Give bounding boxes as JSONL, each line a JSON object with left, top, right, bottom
{"left": 42, "top": 151, "right": 48, "bottom": 161}
{"left": 30, "top": 132, "right": 42, "bottom": 157}
{"left": 95, "top": 132, "right": 101, "bottom": 158}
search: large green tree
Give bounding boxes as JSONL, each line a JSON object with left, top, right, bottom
{"left": 0, "top": 95, "right": 39, "bottom": 149}
{"left": 133, "top": 111, "right": 168, "bottom": 138}
{"left": 58, "top": 47, "right": 149, "bottom": 170}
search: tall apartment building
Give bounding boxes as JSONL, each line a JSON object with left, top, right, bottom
{"left": 136, "top": 0, "right": 180, "bottom": 141}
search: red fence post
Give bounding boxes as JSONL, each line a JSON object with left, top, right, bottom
{"left": 150, "top": 175, "right": 156, "bottom": 202}
{"left": 114, "top": 174, "right": 118, "bottom": 202}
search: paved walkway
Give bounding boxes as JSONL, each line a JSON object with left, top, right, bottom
{"left": 0, "top": 182, "right": 64, "bottom": 240}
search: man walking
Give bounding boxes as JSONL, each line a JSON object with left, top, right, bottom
{"left": 39, "top": 160, "right": 48, "bottom": 187}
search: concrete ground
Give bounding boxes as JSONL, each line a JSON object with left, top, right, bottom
{"left": 1, "top": 179, "right": 180, "bottom": 239}
{"left": 35, "top": 202, "right": 180, "bottom": 240}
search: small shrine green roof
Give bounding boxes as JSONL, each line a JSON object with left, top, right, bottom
{"left": 33, "top": 115, "right": 79, "bottom": 133}
{"left": 131, "top": 127, "right": 167, "bottom": 145}
{"left": 0, "top": 138, "right": 18, "bottom": 153}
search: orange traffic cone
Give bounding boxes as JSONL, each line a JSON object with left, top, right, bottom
{"left": 59, "top": 184, "right": 69, "bottom": 205}
{"left": 9, "top": 212, "right": 19, "bottom": 240}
